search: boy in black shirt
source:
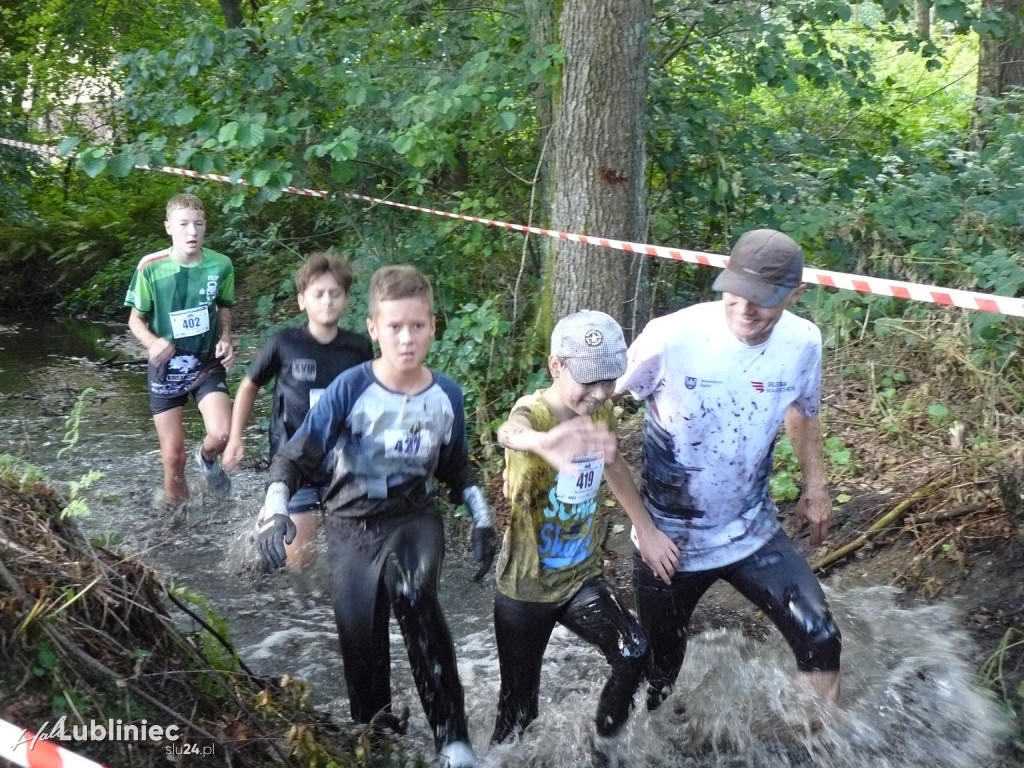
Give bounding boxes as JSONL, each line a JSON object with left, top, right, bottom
{"left": 224, "top": 253, "right": 373, "bottom": 570}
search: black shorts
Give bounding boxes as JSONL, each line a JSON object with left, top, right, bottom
{"left": 149, "top": 368, "right": 229, "bottom": 415}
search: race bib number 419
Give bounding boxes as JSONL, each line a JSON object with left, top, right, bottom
{"left": 555, "top": 455, "right": 604, "bottom": 505}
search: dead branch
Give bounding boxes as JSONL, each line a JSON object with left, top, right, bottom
{"left": 813, "top": 472, "right": 958, "bottom": 572}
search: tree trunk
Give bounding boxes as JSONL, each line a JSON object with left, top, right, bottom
{"left": 972, "top": 0, "right": 1024, "bottom": 146}
{"left": 218, "top": 0, "right": 245, "bottom": 28}
{"left": 915, "top": 0, "right": 931, "bottom": 40}
{"left": 548, "top": 0, "right": 652, "bottom": 339}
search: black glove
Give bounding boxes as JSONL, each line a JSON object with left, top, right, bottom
{"left": 471, "top": 525, "right": 496, "bottom": 582}
{"left": 257, "top": 513, "right": 296, "bottom": 570}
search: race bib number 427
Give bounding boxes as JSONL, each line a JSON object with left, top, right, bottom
{"left": 383, "top": 429, "right": 434, "bottom": 460}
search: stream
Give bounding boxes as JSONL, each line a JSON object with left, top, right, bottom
{"left": 0, "top": 318, "right": 1013, "bottom": 767}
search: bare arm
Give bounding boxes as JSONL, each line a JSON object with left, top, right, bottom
{"left": 603, "top": 452, "right": 678, "bottom": 583}
{"left": 128, "top": 308, "right": 174, "bottom": 365}
{"left": 216, "top": 306, "right": 234, "bottom": 369}
{"left": 785, "top": 405, "right": 831, "bottom": 546}
{"left": 223, "top": 377, "right": 259, "bottom": 472}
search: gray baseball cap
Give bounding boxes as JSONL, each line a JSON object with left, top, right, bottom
{"left": 712, "top": 229, "right": 805, "bottom": 308}
{"left": 551, "top": 310, "right": 627, "bottom": 384}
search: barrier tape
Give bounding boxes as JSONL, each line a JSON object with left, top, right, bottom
{"left": 4, "top": 136, "right": 1022, "bottom": 317}
{"left": 0, "top": 718, "right": 108, "bottom": 768}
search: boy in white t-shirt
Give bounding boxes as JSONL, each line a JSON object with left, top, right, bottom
{"left": 616, "top": 229, "right": 842, "bottom": 712}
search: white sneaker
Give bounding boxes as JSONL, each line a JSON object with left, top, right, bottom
{"left": 439, "top": 740, "right": 477, "bottom": 768}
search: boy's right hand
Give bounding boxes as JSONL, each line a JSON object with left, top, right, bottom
{"left": 223, "top": 438, "right": 244, "bottom": 472}
{"left": 537, "top": 418, "right": 617, "bottom": 476}
{"left": 148, "top": 337, "right": 174, "bottom": 365}
{"left": 257, "top": 514, "right": 296, "bottom": 570}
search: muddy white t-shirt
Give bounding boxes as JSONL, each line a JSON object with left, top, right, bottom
{"left": 617, "top": 301, "right": 822, "bottom": 571}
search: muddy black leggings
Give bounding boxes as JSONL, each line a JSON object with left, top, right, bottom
{"left": 633, "top": 529, "right": 842, "bottom": 710}
{"left": 324, "top": 507, "right": 468, "bottom": 751}
{"left": 490, "top": 577, "right": 649, "bottom": 744}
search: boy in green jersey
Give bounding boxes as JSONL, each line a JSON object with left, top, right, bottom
{"left": 125, "top": 193, "right": 235, "bottom": 506}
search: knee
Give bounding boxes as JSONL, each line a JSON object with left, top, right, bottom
{"left": 387, "top": 566, "right": 433, "bottom": 606}
{"left": 205, "top": 432, "right": 229, "bottom": 454}
{"left": 612, "top": 631, "right": 651, "bottom": 677}
{"left": 286, "top": 541, "right": 318, "bottom": 572}
{"left": 787, "top": 593, "right": 842, "bottom": 671}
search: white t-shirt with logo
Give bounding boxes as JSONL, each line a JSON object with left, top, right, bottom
{"left": 617, "top": 300, "right": 822, "bottom": 571}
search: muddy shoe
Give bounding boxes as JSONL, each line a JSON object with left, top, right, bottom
{"left": 646, "top": 681, "right": 671, "bottom": 712}
{"left": 152, "top": 489, "right": 187, "bottom": 521}
{"left": 193, "top": 442, "right": 231, "bottom": 497}
{"left": 370, "top": 706, "right": 409, "bottom": 737}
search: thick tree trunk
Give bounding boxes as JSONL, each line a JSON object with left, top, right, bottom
{"left": 972, "top": 0, "right": 1024, "bottom": 146}
{"left": 915, "top": 0, "right": 931, "bottom": 40}
{"left": 218, "top": 0, "right": 245, "bottom": 28}
{"left": 549, "top": 0, "right": 651, "bottom": 339}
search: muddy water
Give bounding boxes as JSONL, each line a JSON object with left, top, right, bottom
{"left": 0, "top": 319, "right": 1013, "bottom": 767}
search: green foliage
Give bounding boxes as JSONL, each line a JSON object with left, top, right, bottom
{"left": 57, "top": 387, "right": 94, "bottom": 459}
{"left": 771, "top": 434, "right": 855, "bottom": 503}
{"left": 74, "top": 2, "right": 540, "bottom": 205}
{"left": 0, "top": 163, "right": 184, "bottom": 315}
{"left": 167, "top": 585, "right": 240, "bottom": 697}
{"left": 33, "top": 640, "right": 58, "bottom": 678}
{"left": 0, "top": 454, "right": 46, "bottom": 490}
{"left": 979, "top": 627, "right": 1024, "bottom": 747}
{"left": 430, "top": 298, "right": 544, "bottom": 445}
{"left": 61, "top": 470, "right": 104, "bottom": 520}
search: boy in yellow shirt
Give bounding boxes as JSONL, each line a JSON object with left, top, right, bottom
{"left": 492, "top": 310, "right": 678, "bottom": 763}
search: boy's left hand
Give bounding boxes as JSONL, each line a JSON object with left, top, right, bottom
{"left": 471, "top": 525, "right": 496, "bottom": 581}
{"left": 216, "top": 338, "right": 235, "bottom": 369}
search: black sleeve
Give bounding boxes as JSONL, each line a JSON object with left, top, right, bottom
{"left": 246, "top": 332, "right": 284, "bottom": 387}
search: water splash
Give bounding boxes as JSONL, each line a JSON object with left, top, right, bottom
{"left": 468, "top": 586, "right": 1009, "bottom": 768}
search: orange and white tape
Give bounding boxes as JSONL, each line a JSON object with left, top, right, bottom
{"left": 3, "top": 136, "right": 1022, "bottom": 317}
{"left": 0, "top": 718, "right": 108, "bottom": 768}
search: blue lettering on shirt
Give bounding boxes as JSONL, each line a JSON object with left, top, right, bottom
{"left": 538, "top": 486, "right": 599, "bottom": 569}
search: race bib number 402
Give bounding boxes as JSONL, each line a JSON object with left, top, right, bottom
{"left": 169, "top": 306, "right": 210, "bottom": 339}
